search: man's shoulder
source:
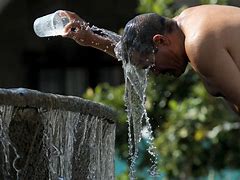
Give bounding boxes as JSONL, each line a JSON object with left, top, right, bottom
{"left": 185, "top": 33, "right": 219, "bottom": 74}
{"left": 185, "top": 32, "right": 216, "bottom": 59}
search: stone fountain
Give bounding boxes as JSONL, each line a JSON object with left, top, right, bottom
{"left": 0, "top": 88, "right": 116, "bottom": 180}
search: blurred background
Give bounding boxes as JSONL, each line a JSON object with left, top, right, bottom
{"left": 1, "top": 0, "right": 240, "bottom": 179}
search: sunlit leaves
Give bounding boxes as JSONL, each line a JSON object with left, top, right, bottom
{"left": 201, "top": 0, "right": 228, "bottom": 5}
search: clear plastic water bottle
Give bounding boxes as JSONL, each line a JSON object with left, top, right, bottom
{"left": 33, "top": 10, "right": 70, "bottom": 37}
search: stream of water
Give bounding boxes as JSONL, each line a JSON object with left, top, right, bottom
{"left": 89, "top": 26, "right": 159, "bottom": 178}
{"left": 0, "top": 106, "right": 20, "bottom": 179}
{"left": 41, "top": 109, "right": 79, "bottom": 180}
{"left": 115, "top": 42, "right": 158, "bottom": 179}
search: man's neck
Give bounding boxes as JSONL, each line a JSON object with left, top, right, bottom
{"left": 170, "top": 19, "right": 188, "bottom": 63}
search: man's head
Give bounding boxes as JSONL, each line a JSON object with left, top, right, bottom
{"left": 120, "top": 13, "right": 187, "bottom": 77}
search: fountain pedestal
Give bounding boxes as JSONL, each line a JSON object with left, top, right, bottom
{"left": 0, "top": 88, "right": 116, "bottom": 180}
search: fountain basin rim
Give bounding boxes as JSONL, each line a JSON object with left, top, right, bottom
{"left": 0, "top": 88, "right": 116, "bottom": 122}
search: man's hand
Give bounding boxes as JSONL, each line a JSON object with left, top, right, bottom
{"left": 61, "top": 11, "right": 94, "bottom": 47}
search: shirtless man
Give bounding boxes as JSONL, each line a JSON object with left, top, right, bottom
{"left": 62, "top": 5, "right": 240, "bottom": 114}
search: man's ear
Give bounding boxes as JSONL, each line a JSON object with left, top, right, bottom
{"left": 153, "top": 34, "right": 170, "bottom": 46}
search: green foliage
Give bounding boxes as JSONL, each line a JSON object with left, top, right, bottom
{"left": 201, "top": 0, "right": 228, "bottom": 5}
{"left": 137, "top": 0, "right": 181, "bottom": 17}
{"left": 137, "top": 0, "right": 228, "bottom": 17}
{"left": 83, "top": 0, "right": 240, "bottom": 179}
{"left": 154, "top": 78, "right": 240, "bottom": 178}
{"left": 83, "top": 83, "right": 126, "bottom": 122}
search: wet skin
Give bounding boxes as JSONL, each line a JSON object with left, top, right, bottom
{"left": 130, "top": 50, "right": 185, "bottom": 77}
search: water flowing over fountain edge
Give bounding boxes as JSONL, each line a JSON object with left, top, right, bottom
{"left": 0, "top": 88, "right": 116, "bottom": 180}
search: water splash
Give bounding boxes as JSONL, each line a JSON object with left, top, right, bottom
{"left": 124, "top": 60, "right": 148, "bottom": 179}
{"left": 115, "top": 41, "right": 159, "bottom": 178}
{"left": 90, "top": 25, "right": 121, "bottom": 44}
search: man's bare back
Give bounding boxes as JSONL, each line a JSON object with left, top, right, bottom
{"left": 177, "top": 5, "right": 240, "bottom": 110}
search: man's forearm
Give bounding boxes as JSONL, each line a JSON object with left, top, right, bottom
{"left": 62, "top": 11, "right": 121, "bottom": 58}
{"left": 89, "top": 29, "right": 121, "bottom": 58}
{"left": 73, "top": 25, "right": 121, "bottom": 58}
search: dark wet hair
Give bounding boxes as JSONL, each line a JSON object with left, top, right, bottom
{"left": 121, "top": 13, "right": 174, "bottom": 56}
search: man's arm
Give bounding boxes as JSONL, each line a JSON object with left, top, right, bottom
{"left": 62, "top": 11, "right": 121, "bottom": 58}
{"left": 186, "top": 36, "right": 240, "bottom": 111}
{"left": 196, "top": 47, "right": 240, "bottom": 108}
